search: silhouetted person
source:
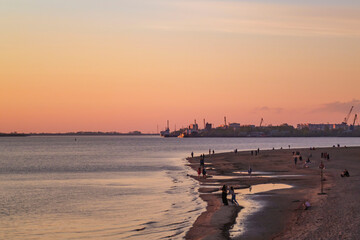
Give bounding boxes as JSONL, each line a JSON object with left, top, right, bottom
{"left": 191, "top": 152, "right": 194, "bottom": 158}
{"left": 221, "top": 185, "right": 228, "bottom": 205}
{"left": 200, "top": 157, "right": 204, "bottom": 168}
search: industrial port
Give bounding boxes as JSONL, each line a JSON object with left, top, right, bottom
{"left": 160, "top": 106, "right": 359, "bottom": 138}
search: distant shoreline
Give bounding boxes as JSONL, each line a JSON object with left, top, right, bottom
{"left": 2, "top": 133, "right": 360, "bottom": 138}
{"left": 0, "top": 132, "right": 157, "bottom": 137}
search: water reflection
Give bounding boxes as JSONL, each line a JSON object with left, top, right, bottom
{"left": 229, "top": 183, "right": 292, "bottom": 238}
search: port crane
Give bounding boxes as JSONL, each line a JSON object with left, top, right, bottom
{"left": 342, "top": 106, "right": 354, "bottom": 125}
{"left": 259, "top": 118, "right": 263, "bottom": 127}
{"left": 350, "top": 114, "right": 358, "bottom": 130}
{"left": 353, "top": 114, "right": 358, "bottom": 125}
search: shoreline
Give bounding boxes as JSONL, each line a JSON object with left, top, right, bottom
{"left": 185, "top": 146, "right": 360, "bottom": 239}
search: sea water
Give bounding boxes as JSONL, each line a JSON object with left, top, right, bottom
{"left": 1, "top": 136, "right": 360, "bottom": 239}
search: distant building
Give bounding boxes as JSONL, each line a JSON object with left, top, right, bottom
{"left": 205, "top": 123, "right": 212, "bottom": 131}
{"left": 228, "top": 123, "right": 240, "bottom": 129}
{"left": 297, "top": 123, "right": 347, "bottom": 131}
{"left": 189, "top": 123, "right": 198, "bottom": 131}
{"left": 242, "top": 125, "right": 256, "bottom": 128}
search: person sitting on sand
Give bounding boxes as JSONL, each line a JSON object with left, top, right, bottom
{"left": 303, "top": 201, "right": 311, "bottom": 210}
{"left": 341, "top": 169, "right": 350, "bottom": 177}
{"left": 229, "top": 186, "right": 239, "bottom": 205}
{"left": 221, "top": 185, "right": 228, "bottom": 205}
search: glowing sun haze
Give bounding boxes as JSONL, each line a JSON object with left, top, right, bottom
{"left": 1, "top": 0, "right": 360, "bottom": 133}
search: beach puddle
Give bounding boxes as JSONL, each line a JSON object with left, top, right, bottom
{"left": 233, "top": 171, "right": 274, "bottom": 175}
{"left": 205, "top": 183, "right": 292, "bottom": 195}
{"left": 208, "top": 174, "right": 302, "bottom": 180}
{"left": 208, "top": 175, "right": 247, "bottom": 180}
{"left": 238, "top": 183, "right": 292, "bottom": 195}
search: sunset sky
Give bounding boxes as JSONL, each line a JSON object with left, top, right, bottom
{"left": 1, "top": 0, "right": 360, "bottom": 133}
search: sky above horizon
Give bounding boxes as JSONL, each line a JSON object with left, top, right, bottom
{"left": 1, "top": 0, "right": 360, "bottom": 133}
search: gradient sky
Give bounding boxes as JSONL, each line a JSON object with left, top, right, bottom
{"left": 1, "top": 0, "right": 360, "bottom": 133}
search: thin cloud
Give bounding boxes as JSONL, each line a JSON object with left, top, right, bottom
{"left": 312, "top": 99, "right": 360, "bottom": 113}
{"left": 256, "top": 106, "right": 284, "bottom": 113}
{"left": 143, "top": 1, "right": 360, "bottom": 37}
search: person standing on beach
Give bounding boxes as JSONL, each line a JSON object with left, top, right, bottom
{"left": 294, "top": 157, "right": 298, "bottom": 166}
{"left": 229, "top": 187, "right": 239, "bottom": 205}
{"left": 209, "top": 149, "right": 211, "bottom": 155}
{"left": 212, "top": 150, "right": 215, "bottom": 155}
{"left": 197, "top": 167, "right": 201, "bottom": 178}
{"left": 221, "top": 185, "right": 228, "bottom": 205}
{"left": 191, "top": 152, "right": 194, "bottom": 158}
{"left": 202, "top": 168, "right": 207, "bottom": 178}
{"left": 200, "top": 155, "right": 205, "bottom": 168}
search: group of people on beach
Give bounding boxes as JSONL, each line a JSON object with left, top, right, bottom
{"left": 321, "top": 152, "right": 330, "bottom": 160}
{"left": 290, "top": 148, "right": 352, "bottom": 178}
{"left": 250, "top": 148, "right": 260, "bottom": 156}
{"left": 292, "top": 151, "right": 303, "bottom": 166}
{"left": 221, "top": 185, "right": 239, "bottom": 206}
{"left": 198, "top": 154, "right": 207, "bottom": 178}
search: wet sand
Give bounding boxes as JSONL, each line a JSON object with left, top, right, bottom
{"left": 185, "top": 146, "right": 360, "bottom": 240}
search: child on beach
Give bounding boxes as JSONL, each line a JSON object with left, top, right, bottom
{"left": 202, "top": 168, "right": 207, "bottom": 178}
{"left": 303, "top": 201, "right": 311, "bottom": 210}
{"left": 229, "top": 187, "right": 239, "bottom": 205}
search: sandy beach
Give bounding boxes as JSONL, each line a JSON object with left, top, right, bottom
{"left": 185, "top": 146, "right": 360, "bottom": 240}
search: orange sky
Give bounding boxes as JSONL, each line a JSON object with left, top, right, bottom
{"left": 1, "top": 1, "right": 360, "bottom": 133}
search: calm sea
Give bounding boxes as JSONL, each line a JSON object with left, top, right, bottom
{"left": 1, "top": 136, "right": 360, "bottom": 239}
